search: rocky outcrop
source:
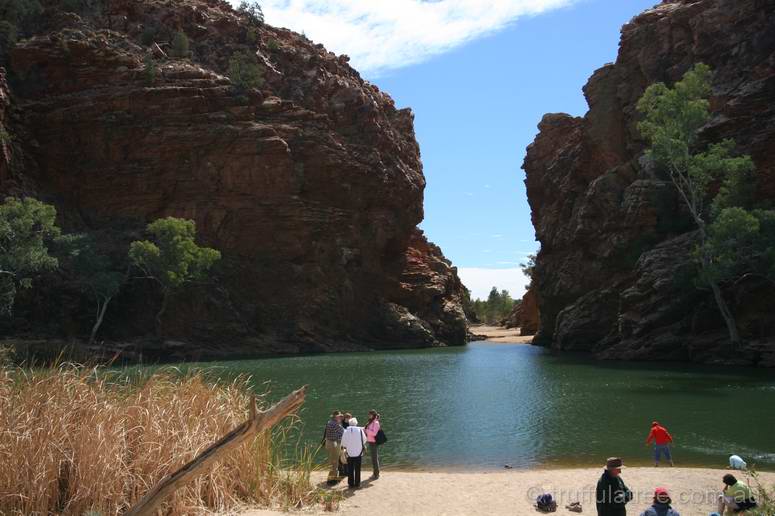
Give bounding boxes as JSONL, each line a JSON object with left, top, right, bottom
{"left": 502, "top": 289, "right": 539, "bottom": 336}
{"left": 0, "top": 0, "right": 468, "bottom": 355}
{"left": 389, "top": 229, "right": 468, "bottom": 346}
{"left": 525, "top": 0, "right": 775, "bottom": 365}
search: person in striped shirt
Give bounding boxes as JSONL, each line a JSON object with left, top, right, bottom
{"left": 323, "top": 411, "right": 344, "bottom": 478}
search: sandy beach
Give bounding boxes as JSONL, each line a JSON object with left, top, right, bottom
{"left": 472, "top": 325, "right": 534, "bottom": 344}
{"left": 241, "top": 467, "right": 773, "bottom": 515}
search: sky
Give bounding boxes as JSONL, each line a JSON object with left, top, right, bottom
{"left": 253, "top": 0, "right": 658, "bottom": 299}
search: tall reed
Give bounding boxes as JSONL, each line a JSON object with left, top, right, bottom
{"left": 0, "top": 363, "right": 320, "bottom": 515}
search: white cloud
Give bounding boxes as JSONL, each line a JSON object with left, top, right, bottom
{"left": 458, "top": 267, "right": 529, "bottom": 300}
{"left": 255, "top": 0, "right": 577, "bottom": 75}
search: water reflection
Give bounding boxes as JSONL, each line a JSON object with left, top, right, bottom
{"left": 133, "top": 342, "right": 775, "bottom": 470}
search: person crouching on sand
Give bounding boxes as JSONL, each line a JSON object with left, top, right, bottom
{"left": 364, "top": 409, "right": 381, "bottom": 479}
{"left": 640, "top": 487, "right": 679, "bottom": 516}
{"left": 645, "top": 421, "right": 674, "bottom": 467}
{"left": 340, "top": 417, "right": 367, "bottom": 488}
{"left": 596, "top": 457, "right": 632, "bottom": 516}
{"left": 717, "top": 473, "right": 757, "bottom": 514}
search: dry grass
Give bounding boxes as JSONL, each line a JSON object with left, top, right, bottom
{"left": 0, "top": 362, "right": 320, "bottom": 515}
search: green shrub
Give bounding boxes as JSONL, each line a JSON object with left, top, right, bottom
{"left": 0, "top": 197, "right": 61, "bottom": 315}
{"left": 0, "top": 0, "right": 43, "bottom": 34}
{"left": 58, "top": 0, "right": 103, "bottom": 16}
{"left": 266, "top": 38, "right": 280, "bottom": 51}
{"left": 0, "top": 21, "right": 17, "bottom": 63}
{"left": 245, "top": 27, "right": 258, "bottom": 44}
{"left": 140, "top": 25, "right": 157, "bottom": 46}
{"left": 228, "top": 50, "right": 264, "bottom": 91}
{"left": 142, "top": 54, "right": 157, "bottom": 85}
{"left": 128, "top": 217, "right": 220, "bottom": 337}
{"left": 171, "top": 31, "right": 189, "bottom": 58}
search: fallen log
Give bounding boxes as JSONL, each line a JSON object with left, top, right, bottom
{"left": 125, "top": 385, "right": 307, "bottom": 516}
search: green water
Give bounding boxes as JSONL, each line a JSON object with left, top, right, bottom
{"left": 138, "top": 342, "right": 775, "bottom": 470}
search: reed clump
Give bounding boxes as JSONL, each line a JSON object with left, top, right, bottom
{"left": 0, "top": 363, "right": 320, "bottom": 515}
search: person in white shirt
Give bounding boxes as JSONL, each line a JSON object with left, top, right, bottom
{"left": 728, "top": 455, "right": 747, "bottom": 470}
{"left": 340, "top": 417, "right": 367, "bottom": 488}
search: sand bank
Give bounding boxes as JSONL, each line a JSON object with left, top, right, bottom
{"left": 241, "top": 467, "right": 773, "bottom": 515}
{"left": 471, "top": 325, "right": 534, "bottom": 343}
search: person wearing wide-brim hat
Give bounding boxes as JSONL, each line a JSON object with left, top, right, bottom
{"left": 596, "top": 457, "right": 633, "bottom": 516}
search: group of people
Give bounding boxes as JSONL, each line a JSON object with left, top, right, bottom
{"left": 595, "top": 422, "right": 758, "bottom": 516}
{"left": 597, "top": 457, "right": 757, "bottom": 516}
{"left": 323, "top": 409, "right": 382, "bottom": 488}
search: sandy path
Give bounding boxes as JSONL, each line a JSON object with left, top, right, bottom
{"left": 471, "top": 325, "right": 534, "bottom": 343}
{"left": 241, "top": 467, "right": 773, "bottom": 515}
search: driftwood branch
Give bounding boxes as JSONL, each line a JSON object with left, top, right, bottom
{"left": 125, "top": 385, "right": 307, "bottom": 516}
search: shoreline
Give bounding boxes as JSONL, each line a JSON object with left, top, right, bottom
{"left": 470, "top": 324, "right": 534, "bottom": 344}
{"left": 240, "top": 467, "right": 775, "bottom": 515}
{"left": 342, "top": 462, "right": 775, "bottom": 474}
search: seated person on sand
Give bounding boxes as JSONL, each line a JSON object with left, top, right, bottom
{"left": 716, "top": 474, "right": 757, "bottom": 515}
{"left": 640, "top": 487, "right": 679, "bottom": 516}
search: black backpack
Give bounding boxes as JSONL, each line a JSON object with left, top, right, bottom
{"left": 536, "top": 494, "right": 557, "bottom": 513}
{"left": 375, "top": 428, "right": 388, "bottom": 446}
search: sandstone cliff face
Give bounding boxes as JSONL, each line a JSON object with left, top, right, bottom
{"left": 0, "top": 70, "right": 10, "bottom": 185}
{"left": 0, "top": 0, "right": 468, "bottom": 355}
{"left": 503, "top": 289, "right": 539, "bottom": 336}
{"left": 525, "top": 0, "right": 775, "bottom": 365}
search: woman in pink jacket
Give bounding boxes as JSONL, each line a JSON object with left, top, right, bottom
{"left": 364, "top": 410, "right": 381, "bottom": 479}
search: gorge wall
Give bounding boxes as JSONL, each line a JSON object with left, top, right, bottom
{"left": 525, "top": 0, "right": 775, "bottom": 365}
{"left": 0, "top": 0, "right": 468, "bottom": 358}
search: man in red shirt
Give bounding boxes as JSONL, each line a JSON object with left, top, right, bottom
{"left": 645, "top": 421, "right": 674, "bottom": 467}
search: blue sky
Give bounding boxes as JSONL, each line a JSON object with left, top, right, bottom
{"left": 255, "top": 0, "right": 658, "bottom": 298}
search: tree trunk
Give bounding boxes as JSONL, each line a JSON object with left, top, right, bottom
{"left": 88, "top": 296, "right": 111, "bottom": 346}
{"left": 668, "top": 166, "right": 741, "bottom": 348}
{"left": 125, "top": 386, "right": 307, "bottom": 516}
{"left": 707, "top": 275, "right": 741, "bottom": 347}
{"left": 155, "top": 290, "right": 169, "bottom": 339}
{"left": 698, "top": 229, "right": 741, "bottom": 348}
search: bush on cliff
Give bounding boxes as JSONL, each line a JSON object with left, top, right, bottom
{"left": 142, "top": 53, "right": 158, "bottom": 85}
{"left": 171, "top": 30, "right": 189, "bottom": 58}
{"left": 0, "top": 0, "right": 42, "bottom": 31}
{"left": 0, "top": 197, "right": 61, "bottom": 316}
{"left": 0, "top": 20, "right": 17, "bottom": 63}
{"left": 228, "top": 50, "right": 265, "bottom": 91}
{"left": 521, "top": 253, "right": 536, "bottom": 289}
{"left": 637, "top": 63, "right": 775, "bottom": 346}
{"left": 57, "top": 0, "right": 104, "bottom": 16}
{"left": 128, "top": 217, "right": 221, "bottom": 337}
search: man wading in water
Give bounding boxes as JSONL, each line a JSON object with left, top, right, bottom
{"left": 596, "top": 457, "right": 632, "bottom": 516}
{"left": 645, "top": 421, "right": 674, "bottom": 467}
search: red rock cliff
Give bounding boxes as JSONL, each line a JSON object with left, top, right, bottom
{"left": 525, "top": 0, "right": 775, "bottom": 365}
{"left": 0, "top": 0, "right": 468, "bottom": 355}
